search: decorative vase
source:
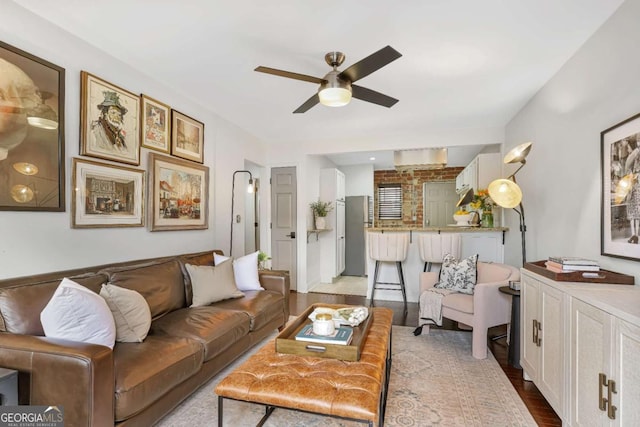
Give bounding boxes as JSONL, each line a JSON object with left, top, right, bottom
{"left": 315, "top": 216, "right": 326, "bottom": 230}
{"left": 481, "top": 212, "right": 494, "bottom": 228}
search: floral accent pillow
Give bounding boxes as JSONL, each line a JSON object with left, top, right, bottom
{"left": 435, "top": 253, "right": 479, "bottom": 295}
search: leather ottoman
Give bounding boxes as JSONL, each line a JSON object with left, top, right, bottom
{"left": 215, "top": 307, "right": 393, "bottom": 426}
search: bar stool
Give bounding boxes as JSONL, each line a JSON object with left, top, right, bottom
{"left": 418, "top": 233, "right": 461, "bottom": 272}
{"left": 368, "top": 232, "right": 410, "bottom": 315}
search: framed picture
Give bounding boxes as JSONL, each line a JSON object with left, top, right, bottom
{"left": 0, "top": 40, "right": 65, "bottom": 211}
{"left": 140, "top": 94, "right": 171, "bottom": 153}
{"left": 601, "top": 112, "right": 640, "bottom": 261}
{"left": 148, "top": 152, "right": 209, "bottom": 231}
{"left": 71, "top": 158, "right": 145, "bottom": 228}
{"left": 171, "top": 110, "right": 204, "bottom": 163}
{"left": 80, "top": 71, "right": 141, "bottom": 165}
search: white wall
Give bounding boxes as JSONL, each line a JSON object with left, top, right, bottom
{"left": 505, "top": 0, "right": 640, "bottom": 283}
{"left": 341, "top": 164, "right": 374, "bottom": 198}
{"left": 0, "top": 3, "right": 264, "bottom": 278}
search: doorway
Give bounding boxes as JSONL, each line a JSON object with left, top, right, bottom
{"left": 270, "top": 167, "right": 297, "bottom": 290}
{"left": 423, "top": 181, "right": 458, "bottom": 226}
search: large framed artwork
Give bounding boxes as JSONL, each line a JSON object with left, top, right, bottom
{"left": 601, "top": 112, "right": 640, "bottom": 261}
{"left": 80, "top": 71, "right": 141, "bottom": 165}
{"left": 171, "top": 110, "right": 204, "bottom": 163}
{"left": 141, "top": 94, "right": 171, "bottom": 154}
{"left": 0, "top": 40, "right": 65, "bottom": 211}
{"left": 71, "top": 158, "right": 145, "bottom": 228}
{"left": 148, "top": 152, "right": 209, "bottom": 231}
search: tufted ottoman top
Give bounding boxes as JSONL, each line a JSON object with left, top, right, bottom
{"left": 215, "top": 307, "right": 393, "bottom": 425}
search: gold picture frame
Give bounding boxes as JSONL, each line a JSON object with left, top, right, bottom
{"left": 171, "top": 110, "right": 204, "bottom": 163}
{"left": 149, "top": 152, "right": 209, "bottom": 231}
{"left": 80, "top": 71, "right": 141, "bottom": 165}
{"left": 140, "top": 94, "right": 171, "bottom": 154}
{"left": 71, "top": 158, "right": 145, "bottom": 228}
{"left": 0, "top": 40, "right": 65, "bottom": 211}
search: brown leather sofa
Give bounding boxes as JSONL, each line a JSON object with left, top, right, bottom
{"left": 0, "top": 250, "right": 290, "bottom": 426}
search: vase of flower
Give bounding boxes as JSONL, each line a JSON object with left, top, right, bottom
{"left": 315, "top": 216, "right": 326, "bottom": 230}
{"left": 481, "top": 211, "right": 494, "bottom": 228}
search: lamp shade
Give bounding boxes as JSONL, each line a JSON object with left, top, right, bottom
{"left": 504, "top": 142, "right": 532, "bottom": 164}
{"left": 488, "top": 179, "right": 522, "bottom": 208}
{"left": 456, "top": 187, "right": 474, "bottom": 207}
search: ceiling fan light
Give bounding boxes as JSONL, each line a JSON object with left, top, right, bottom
{"left": 319, "top": 87, "right": 352, "bottom": 107}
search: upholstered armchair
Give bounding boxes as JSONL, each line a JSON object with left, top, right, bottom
{"left": 418, "top": 262, "right": 520, "bottom": 359}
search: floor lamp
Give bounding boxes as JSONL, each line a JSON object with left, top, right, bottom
{"left": 488, "top": 142, "right": 533, "bottom": 267}
{"left": 230, "top": 170, "right": 254, "bottom": 257}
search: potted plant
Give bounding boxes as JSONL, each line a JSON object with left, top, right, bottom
{"left": 257, "top": 251, "right": 271, "bottom": 270}
{"left": 309, "top": 200, "right": 333, "bottom": 230}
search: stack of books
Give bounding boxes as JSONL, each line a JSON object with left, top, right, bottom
{"left": 545, "top": 256, "right": 600, "bottom": 273}
{"left": 295, "top": 324, "right": 354, "bottom": 346}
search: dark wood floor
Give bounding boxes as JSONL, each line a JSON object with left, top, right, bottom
{"left": 289, "top": 291, "right": 562, "bottom": 427}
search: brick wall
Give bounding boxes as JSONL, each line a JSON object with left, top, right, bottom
{"left": 373, "top": 167, "right": 464, "bottom": 227}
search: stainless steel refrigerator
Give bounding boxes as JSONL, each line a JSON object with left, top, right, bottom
{"left": 343, "top": 196, "right": 371, "bottom": 276}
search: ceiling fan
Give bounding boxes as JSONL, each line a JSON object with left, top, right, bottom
{"left": 255, "top": 45, "right": 402, "bottom": 113}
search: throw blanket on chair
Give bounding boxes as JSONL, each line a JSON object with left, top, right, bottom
{"left": 413, "top": 288, "right": 456, "bottom": 335}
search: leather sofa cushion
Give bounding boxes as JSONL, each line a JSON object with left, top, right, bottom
{"left": 101, "top": 259, "right": 185, "bottom": 320}
{"left": 442, "top": 293, "right": 474, "bottom": 314}
{"left": 212, "top": 290, "right": 285, "bottom": 331}
{"left": 150, "top": 307, "right": 250, "bottom": 361}
{"left": 0, "top": 273, "right": 108, "bottom": 335}
{"left": 113, "top": 335, "right": 203, "bottom": 422}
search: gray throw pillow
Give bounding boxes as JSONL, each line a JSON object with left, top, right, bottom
{"left": 435, "top": 253, "right": 478, "bottom": 295}
{"left": 186, "top": 260, "right": 244, "bottom": 307}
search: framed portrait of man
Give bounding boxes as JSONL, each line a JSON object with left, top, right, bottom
{"left": 80, "top": 71, "right": 141, "bottom": 165}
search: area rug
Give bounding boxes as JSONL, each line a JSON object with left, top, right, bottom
{"left": 156, "top": 327, "right": 536, "bottom": 426}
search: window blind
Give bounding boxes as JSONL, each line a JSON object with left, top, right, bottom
{"left": 378, "top": 184, "right": 402, "bottom": 219}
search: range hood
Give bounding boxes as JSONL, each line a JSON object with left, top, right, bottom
{"left": 393, "top": 148, "right": 447, "bottom": 171}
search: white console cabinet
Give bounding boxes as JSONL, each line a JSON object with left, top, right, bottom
{"left": 521, "top": 269, "right": 640, "bottom": 425}
{"left": 521, "top": 273, "right": 565, "bottom": 417}
{"left": 570, "top": 297, "right": 640, "bottom": 426}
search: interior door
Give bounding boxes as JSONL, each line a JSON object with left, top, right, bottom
{"left": 423, "top": 181, "right": 458, "bottom": 226}
{"left": 271, "top": 167, "right": 297, "bottom": 290}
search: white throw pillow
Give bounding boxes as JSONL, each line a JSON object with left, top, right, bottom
{"left": 41, "top": 278, "right": 116, "bottom": 349}
{"left": 214, "top": 251, "right": 264, "bottom": 291}
{"left": 100, "top": 284, "right": 151, "bottom": 343}
{"left": 435, "top": 253, "right": 479, "bottom": 295}
{"left": 186, "top": 260, "right": 245, "bottom": 307}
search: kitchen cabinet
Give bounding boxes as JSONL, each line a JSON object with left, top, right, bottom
{"left": 521, "top": 268, "right": 640, "bottom": 425}
{"left": 570, "top": 297, "right": 640, "bottom": 426}
{"left": 319, "top": 168, "right": 346, "bottom": 282}
{"left": 521, "top": 272, "right": 565, "bottom": 417}
{"left": 455, "top": 152, "right": 501, "bottom": 193}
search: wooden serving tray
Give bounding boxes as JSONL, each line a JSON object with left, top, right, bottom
{"left": 524, "top": 261, "right": 634, "bottom": 285}
{"left": 276, "top": 303, "right": 374, "bottom": 361}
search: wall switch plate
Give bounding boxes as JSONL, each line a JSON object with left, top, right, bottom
{"left": 236, "top": 215, "right": 241, "bottom": 223}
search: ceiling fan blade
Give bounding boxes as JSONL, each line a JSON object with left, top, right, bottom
{"left": 339, "top": 46, "right": 402, "bottom": 83}
{"left": 351, "top": 85, "right": 398, "bottom": 108}
{"left": 255, "top": 66, "right": 325, "bottom": 84}
{"left": 293, "top": 93, "right": 320, "bottom": 114}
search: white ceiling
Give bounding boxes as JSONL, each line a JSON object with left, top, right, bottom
{"left": 16, "top": 0, "right": 623, "bottom": 168}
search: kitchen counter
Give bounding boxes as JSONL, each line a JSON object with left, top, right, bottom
{"left": 367, "top": 226, "right": 508, "bottom": 232}
{"left": 364, "top": 227, "right": 509, "bottom": 303}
